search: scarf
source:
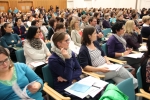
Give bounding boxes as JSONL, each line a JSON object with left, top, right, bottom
{"left": 51, "top": 46, "right": 72, "bottom": 61}
{"left": 29, "top": 38, "right": 42, "bottom": 50}
{"left": 113, "top": 34, "right": 126, "bottom": 50}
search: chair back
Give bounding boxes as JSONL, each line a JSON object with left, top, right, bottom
{"left": 136, "top": 67, "right": 143, "bottom": 90}
{"left": 46, "top": 42, "right": 51, "bottom": 52}
{"left": 102, "top": 28, "right": 111, "bottom": 37}
{"left": 15, "top": 49, "right": 25, "bottom": 63}
{"left": 101, "top": 43, "right": 107, "bottom": 56}
{"left": 117, "top": 78, "right": 135, "bottom": 100}
{"left": 42, "top": 64, "right": 54, "bottom": 88}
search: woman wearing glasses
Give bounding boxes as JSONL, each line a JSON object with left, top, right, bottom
{"left": 0, "top": 23, "right": 22, "bottom": 61}
{"left": 0, "top": 46, "right": 43, "bottom": 100}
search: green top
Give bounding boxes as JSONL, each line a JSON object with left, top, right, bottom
{"left": 0, "top": 67, "right": 17, "bottom": 86}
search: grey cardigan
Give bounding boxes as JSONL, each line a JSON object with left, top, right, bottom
{"left": 71, "top": 30, "right": 81, "bottom": 47}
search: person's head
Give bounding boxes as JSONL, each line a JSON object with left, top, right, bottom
{"left": 28, "top": 16, "right": 33, "bottom": 21}
{"left": 0, "top": 46, "right": 13, "bottom": 72}
{"left": 81, "top": 15, "right": 88, "bottom": 22}
{"left": 142, "top": 16, "right": 150, "bottom": 24}
{"left": 112, "top": 22, "right": 125, "bottom": 36}
{"left": 104, "top": 13, "right": 110, "bottom": 20}
{"left": 49, "top": 18, "right": 57, "bottom": 29}
{"left": 110, "top": 12, "right": 116, "bottom": 18}
{"left": 132, "top": 13, "right": 138, "bottom": 19}
{"left": 39, "top": 13, "right": 43, "bottom": 18}
{"left": 125, "top": 20, "right": 135, "bottom": 34}
{"left": 31, "top": 20, "right": 39, "bottom": 27}
{"left": 70, "top": 18, "right": 79, "bottom": 30}
{"left": 88, "top": 17, "right": 97, "bottom": 26}
{"left": 93, "top": 12, "right": 100, "bottom": 19}
{"left": 52, "top": 31, "right": 70, "bottom": 49}
{"left": 82, "top": 26, "right": 96, "bottom": 45}
{"left": 39, "top": 19, "right": 43, "bottom": 26}
{"left": 55, "top": 22, "right": 66, "bottom": 32}
{"left": 1, "top": 23, "right": 12, "bottom": 35}
{"left": 15, "top": 17, "right": 22, "bottom": 26}
{"left": 26, "top": 26, "right": 41, "bottom": 40}
{"left": 116, "top": 12, "right": 124, "bottom": 20}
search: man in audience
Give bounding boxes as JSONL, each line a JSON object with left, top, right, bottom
{"left": 88, "top": 16, "right": 103, "bottom": 42}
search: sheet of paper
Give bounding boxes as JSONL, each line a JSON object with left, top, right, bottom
{"left": 65, "top": 76, "right": 108, "bottom": 99}
{"left": 30, "top": 61, "right": 45, "bottom": 68}
{"left": 12, "top": 81, "right": 35, "bottom": 100}
{"left": 69, "top": 41, "right": 80, "bottom": 55}
{"left": 139, "top": 45, "right": 147, "bottom": 51}
{"left": 124, "top": 53, "right": 144, "bottom": 58}
{"left": 98, "top": 63, "right": 122, "bottom": 71}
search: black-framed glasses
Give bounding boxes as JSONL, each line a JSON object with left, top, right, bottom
{"left": 0, "top": 58, "right": 9, "bottom": 66}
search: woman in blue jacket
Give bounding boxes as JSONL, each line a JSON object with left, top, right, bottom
{"left": 0, "top": 46, "right": 43, "bottom": 100}
{"left": 48, "top": 31, "right": 102, "bottom": 100}
{"left": 48, "top": 31, "right": 82, "bottom": 93}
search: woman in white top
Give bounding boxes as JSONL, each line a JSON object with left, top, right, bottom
{"left": 24, "top": 26, "right": 51, "bottom": 79}
{"left": 70, "top": 18, "right": 82, "bottom": 47}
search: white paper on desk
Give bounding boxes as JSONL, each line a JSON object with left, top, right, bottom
{"left": 139, "top": 45, "right": 147, "bottom": 51}
{"left": 69, "top": 41, "right": 80, "bottom": 55}
{"left": 124, "top": 53, "right": 144, "bottom": 58}
{"left": 98, "top": 63, "right": 122, "bottom": 71}
{"left": 30, "top": 61, "right": 45, "bottom": 68}
{"left": 65, "top": 76, "right": 108, "bottom": 99}
{"left": 12, "top": 81, "right": 35, "bottom": 100}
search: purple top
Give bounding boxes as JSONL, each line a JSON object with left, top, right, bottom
{"left": 123, "top": 32, "right": 142, "bottom": 50}
{"left": 106, "top": 35, "right": 125, "bottom": 58}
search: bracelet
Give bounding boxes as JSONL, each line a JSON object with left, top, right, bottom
{"left": 122, "top": 53, "right": 124, "bottom": 56}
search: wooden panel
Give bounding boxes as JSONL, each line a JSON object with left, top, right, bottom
{"left": 0, "top": 1, "right": 9, "bottom": 12}
{"left": 0, "top": 0, "right": 67, "bottom": 13}
{"left": 18, "top": 1, "right": 33, "bottom": 12}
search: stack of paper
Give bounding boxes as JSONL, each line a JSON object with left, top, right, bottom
{"left": 139, "top": 45, "right": 147, "bottom": 51}
{"left": 65, "top": 76, "right": 108, "bottom": 99}
{"left": 124, "top": 53, "right": 144, "bottom": 58}
{"left": 98, "top": 63, "right": 122, "bottom": 71}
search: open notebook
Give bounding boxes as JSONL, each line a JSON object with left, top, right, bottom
{"left": 65, "top": 76, "right": 108, "bottom": 99}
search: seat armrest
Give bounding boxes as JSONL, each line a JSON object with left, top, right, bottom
{"left": 107, "top": 57, "right": 127, "bottom": 64}
{"left": 82, "top": 70, "right": 105, "bottom": 79}
{"left": 43, "top": 83, "right": 71, "bottom": 100}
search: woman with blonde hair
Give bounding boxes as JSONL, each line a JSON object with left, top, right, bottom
{"left": 70, "top": 18, "right": 82, "bottom": 46}
{"left": 141, "top": 16, "right": 150, "bottom": 38}
{"left": 123, "top": 20, "right": 142, "bottom": 50}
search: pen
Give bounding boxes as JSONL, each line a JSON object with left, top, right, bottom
{"left": 92, "top": 85, "right": 101, "bottom": 89}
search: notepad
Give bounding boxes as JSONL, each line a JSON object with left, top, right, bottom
{"left": 139, "top": 45, "right": 147, "bottom": 51}
{"left": 124, "top": 53, "right": 144, "bottom": 58}
{"left": 70, "top": 83, "right": 91, "bottom": 93}
{"left": 98, "top": 63, "right": 122, "bottom": 71}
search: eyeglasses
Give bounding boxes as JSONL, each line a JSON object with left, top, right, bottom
{"left": 0, "top": 58, "right": 9, "bottom": 66}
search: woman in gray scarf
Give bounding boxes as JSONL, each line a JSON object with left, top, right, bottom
{"left": 107, "top": 22, "right": 141, "bottom": 72}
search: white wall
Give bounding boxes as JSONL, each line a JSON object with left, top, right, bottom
{"left": 67, "top": 0, "right": 150, "bottom": 11}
